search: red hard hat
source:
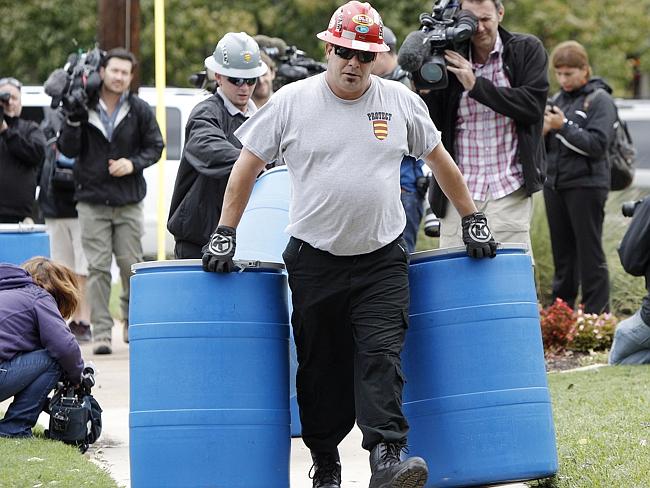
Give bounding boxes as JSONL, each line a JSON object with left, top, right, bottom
{"left": 316, "top": 1, "right": 390, "bottom": 53}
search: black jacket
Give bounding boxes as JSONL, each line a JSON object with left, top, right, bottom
{"left": 544, "top": 78, "right": 617, "bottom": 190}
{"left": 167, "top": 94, "right": 248, "bottom": 247}
{"left": 57, "top": 93, "right": 164, "bottom": 207}
{"left": 618, "top": 197, "right": 650, "bottom": 325}
{"left": 0, "top": 116, "right": 46, "bottom": 219}
{"left": 38, "top": 108, "right": 77, "bottom": 219}
{"left": 421, "top": 27, "right": 549, "bottom": 217}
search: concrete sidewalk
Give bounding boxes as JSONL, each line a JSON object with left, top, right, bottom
{"left": 73, "top": 323, "right": 527, "bottom": 488}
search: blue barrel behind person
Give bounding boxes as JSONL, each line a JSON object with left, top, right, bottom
{"left": 129, "top": 260, "right": 290, "bottom": 488}
{"left": 0, "top": 224, "right": 50, "bottom": 264}
{"left": 403, "top": 246, "right": 558, "bottom": 487}
{"left": 235, "top": 165, "right": 302, "bottom": 437}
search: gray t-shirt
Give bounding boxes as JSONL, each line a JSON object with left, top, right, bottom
{"left": 235, "top": 73, "right": 440, "bottom": 255}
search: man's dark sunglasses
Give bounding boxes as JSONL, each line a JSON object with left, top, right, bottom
{"left": 334, "top": 46, "right": 376, "bottom": 63}
{"left": 227, "top": 77, "right": 257, "bottom": 87}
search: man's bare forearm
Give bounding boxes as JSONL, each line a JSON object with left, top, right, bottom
{"left": 218, "top": 148, "right": 267, "bottom": 229}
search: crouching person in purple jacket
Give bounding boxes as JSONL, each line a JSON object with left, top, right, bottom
{"left": 0, "top": 257, "right": 84, "bottom": 437}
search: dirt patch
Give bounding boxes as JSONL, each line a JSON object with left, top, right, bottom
{"left": 545, "top": 350, "right": 608, "bottom": 372}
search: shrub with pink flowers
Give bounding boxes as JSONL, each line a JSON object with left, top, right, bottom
{"left": 538, "top": 299, "right": 617, "bottom": 354}
{"left": 569, "top": 307, "right": 617, "bottom": 352}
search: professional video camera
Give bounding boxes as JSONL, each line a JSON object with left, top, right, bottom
{"left": 622, "top": 198, "right": 646, "bottom": 218}
{"left": 44, "top": 363, "right": 102, "bottom": 453}
{"left": 44, "top": 47, "right": 105, "bottom": 113}
{"left": 0, "top": 91, "right": 10, "bottom": 120}
{"left": 255, "top": 35, "right": 326, "bottom": 90}
{"left": 397, "top": 0, "right": 478, "bottom": 90}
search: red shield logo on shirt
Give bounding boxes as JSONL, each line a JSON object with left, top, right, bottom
{"left": 372, "top": 120, "right": 388, "bottom": 140}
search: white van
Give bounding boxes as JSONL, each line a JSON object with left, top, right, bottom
{"left": 20, "top": 85, "right": 211, "bottom": 257}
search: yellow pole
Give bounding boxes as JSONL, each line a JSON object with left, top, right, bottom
{"left": 154, "top": 0, "right": 167, "bottom": 261}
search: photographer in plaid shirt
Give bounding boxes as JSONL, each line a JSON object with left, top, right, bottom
{"left": 421, "top": 0, "right": 549, "bottom": 252}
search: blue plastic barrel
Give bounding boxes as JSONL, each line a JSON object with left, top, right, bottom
{"left": 235, "top": 166, "right": 302, "bottom": 437}
{"left": 129, "top": 260, "right": 290, "bottom": 488}
{"left": 403, "top": 246, "right": 558, "bottom": 487}
{"left": 0, "top": 224, "right": 50, "bottom": 264}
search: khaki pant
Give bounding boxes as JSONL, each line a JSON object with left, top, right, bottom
{"left": 439, "top": 187, "right": 533, "bottom": 255}
{"left": 77, "top": 202, "right": 143, "bottom": 341}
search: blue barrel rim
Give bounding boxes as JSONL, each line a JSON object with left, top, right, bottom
{"left": 0, "top": 223, "right": 48, "bottom": 233}
{"left": 256, "top": 165, "right": 288, "bottom": 182}
{"left": 411, "top": 242, "right": 528, "bottom": 263}
{"left": 131, "top": 259, "right": 285, "bottom": 273}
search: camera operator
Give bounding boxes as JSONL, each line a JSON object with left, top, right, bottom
{"left": 370, "top": 27, "right": 426, "bottom": 253}
{"left": 609, "top": 198, "right": 650, "bottom": 365}
{"left": 252, "top": 51, "right": 277, "bottom": 108}
{"left": 0, "top": 77, "right": 47, "bottom": 223}
{"left": 419, "top": 0, "right": 548, "bottom": 253}
{"left": 57, "top": 48, "right": 164, "bottom": 355}
{"left": 0, "top": 257, "right": 85, "bottom": 438}
{"left": 167, "top": 32, "right": 268, "bottom": 259}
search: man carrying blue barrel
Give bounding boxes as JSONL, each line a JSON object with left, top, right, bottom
{"left": 202, "top": 2, "right": 497, "bottom": 487}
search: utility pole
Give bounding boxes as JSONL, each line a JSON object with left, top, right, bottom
{"left": 98, "top": 0, "right": 141, "bottom": 90}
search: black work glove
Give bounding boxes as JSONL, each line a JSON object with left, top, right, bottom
{"left": 202, "top": 225, "right": 237, "bottom": 272}
{"left": 461, "top": 212, "right": 498, "bottom": 259}
{"left": 63, "top": 94, "right": 88, "bottom": 123}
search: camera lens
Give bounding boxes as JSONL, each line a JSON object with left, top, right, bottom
{"left": 424, "top": 210, "right": 441, "bottom": 238}
{"left": 420, "top": 60, "right": 444, "bottom": 83}
{"left": 622, "top": 199, "right": 642, "bottom": 218}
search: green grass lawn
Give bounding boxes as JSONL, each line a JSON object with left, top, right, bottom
{"left": 530, "top": 365, "right": 650, "bottom": 487}
{"left": 0, "top": 432, "right": 117, "bottom": 487}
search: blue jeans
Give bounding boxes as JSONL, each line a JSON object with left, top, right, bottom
{"left": 401, "top": 191, "right": 424, "bottom": 254}
{"left": 608, "top": 311, "right": 650, "bottom": 365}
{"left": 0, "top": 350, "right": 62, "bottom": 437}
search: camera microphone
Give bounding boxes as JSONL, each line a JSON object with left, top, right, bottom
{"left": 254, "top": 35, "right": 289, "bottom": 58}
{"left": 44, "top": 69, "right": 69, "bottom": 97}
{"left": 397, "top": 30, "right": 429, "bottom": 73}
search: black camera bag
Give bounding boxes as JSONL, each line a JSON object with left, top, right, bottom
{"left": 45, "top": 386, "right": 103, "bottom": 453}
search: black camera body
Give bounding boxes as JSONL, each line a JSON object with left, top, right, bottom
{"left": 263, "top": 45, "right": 327, "bottom": 91}
{"left": 622, "top": 199, "right": 644, "bottom": 218}
{"left": 48, "top": 47, "right": 104, "bottom": 113}
{"left": 0, "top": 92, "right": 11, "bottom": 121}
{"left": 409, "top": 0, "right": 478, "bottom": 90}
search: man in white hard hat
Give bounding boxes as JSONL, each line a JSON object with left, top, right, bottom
{"left": 167, "top": 32, "right": 268, "bottom": 258}
{"left": 202, "top": 3, "right": 497, "bottom": 487}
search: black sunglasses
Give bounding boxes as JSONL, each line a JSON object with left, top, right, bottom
{"left": 227, "top": 77, "right": 257, "bottom": 87}
{"left": 334, "top": 46, "right": 376, "bottom": 64}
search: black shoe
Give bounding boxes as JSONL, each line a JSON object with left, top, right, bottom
{"left": 93, "top": 339, "right": 112, "bottom": 355}
{"left": 309, "top": 451, "right": 341, "bottom": 488}
{"left": 69, "top": 321, "right": 92, "bottom": 343}
{"left": 123, "top": 319, "right": 129, "bottom": 344}
{"left": 369, "top": 441, "right": 428, "bottom": 488}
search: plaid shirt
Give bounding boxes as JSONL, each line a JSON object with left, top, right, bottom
{"left": 455, "top": 35, "right": 523, "bottom": 201}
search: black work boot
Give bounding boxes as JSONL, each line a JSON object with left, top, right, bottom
{"left": 309, "top": 451, "right": 342, "bottom": 488}
{"left": 369, "top": 441, "right": 428, "bottom": 488}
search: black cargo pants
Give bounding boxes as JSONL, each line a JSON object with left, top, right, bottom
{"left": 282, "top": 236, "right": 410, "bottom": 453}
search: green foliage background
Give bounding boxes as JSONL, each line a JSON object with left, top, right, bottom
{"left": 2, "top": 0, "right": 650, "bottom": 94}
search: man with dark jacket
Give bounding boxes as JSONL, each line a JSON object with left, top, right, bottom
{"left": 58, "top": 48, "right": 164, "bottom": 355}
{"left": 0, "top": 77, "right": 46, "bottom": 223}
{"left": 421, "top": 0, "right": 548, "bottom": 252}
{"left": 609, "top": 197, "right": 650, "bottom": 365}
{"left": 167, "top": 32, "right": 268, "bottom": 259}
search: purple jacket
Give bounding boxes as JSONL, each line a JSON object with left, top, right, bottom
{"left": 0, "top": 263, "right": 83, "bottom": 382}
